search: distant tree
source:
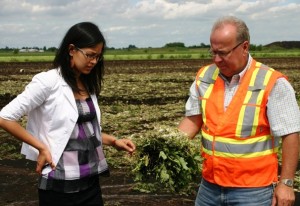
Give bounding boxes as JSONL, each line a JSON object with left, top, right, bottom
{"left": 128, "top": 44, "right": 137, "bottom": 49}
{"left": 47, "top": 47, "right": 57, "bottom": 52}
{"left": 249, "top": 44, "right": 263, "bottom": 51}
{"left": 13, "top": 49, "right": 19, "bottom": 54}
{"left": 188, "top": 43, "right": 209, "bottom": 48}
{"left": 200, "top": 43, "right": 210, "bottom": 48}
{"left": 250, "top": 44, "right": 257, "bottom": 51}
{"left": 256, "top": 44, "right": 262, "bottom": 51}
{"left": 188, "top": 45, "right": 199, "bottom": 48}
{"left": 164, "top": 42, "right": 185, "bottom": 48}
{"left": 43, "top": 46, "right": 47, "bottom": 51}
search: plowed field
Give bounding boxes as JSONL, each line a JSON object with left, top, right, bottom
{"left": 1, "top": 58, "right": 300, "bottom": 206}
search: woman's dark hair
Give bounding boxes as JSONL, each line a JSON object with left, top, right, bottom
{"left": 53, "top": 22, "right": 106, "bottom": 95}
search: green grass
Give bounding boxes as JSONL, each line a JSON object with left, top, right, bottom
{"left": 0, "top": 47, "right": 299, "bottom": 62}
{"left": 251, "top": 47, "right": 300, "bottom": 58}
{"left": 0, "top": 51, "right": 55, "bottom": 62}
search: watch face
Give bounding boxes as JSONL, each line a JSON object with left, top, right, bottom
{"left": 283, "top": 179, "right": 293, "bottom": 187}
{"left": 286, "top": 179, "right": 293, "bottom": 186}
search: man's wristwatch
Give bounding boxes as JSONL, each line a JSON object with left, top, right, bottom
{"left": 279, "top": 179, "right": 294, "bottom": 187}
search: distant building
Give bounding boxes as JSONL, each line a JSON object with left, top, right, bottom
{"left": 19, "top": 49, "right": 44, "bottom": 52}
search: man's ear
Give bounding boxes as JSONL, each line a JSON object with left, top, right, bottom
{"left": 243, "top": 41, "right": 249, "bottom": 55}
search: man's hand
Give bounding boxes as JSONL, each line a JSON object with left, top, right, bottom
{"left": 272, "top": 183, "right": 295, "bottom": 206}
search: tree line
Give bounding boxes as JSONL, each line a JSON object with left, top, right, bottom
{"left": 1, "top": 41, "right": 296, "bottom": 53}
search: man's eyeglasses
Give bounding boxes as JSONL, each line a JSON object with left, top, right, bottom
{"left": 76, "top": 47, "right": 103, "bottom": 62}
{"left": 209, "top": 42, "right": 243, "bottom": 58}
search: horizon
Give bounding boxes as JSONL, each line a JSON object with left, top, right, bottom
{"left": 1, "top": 40, "right": 300, "bottom": 50}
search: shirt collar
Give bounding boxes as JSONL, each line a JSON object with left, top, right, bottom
{"left": 219, "top": 54, "right": 252, "bottom": 84}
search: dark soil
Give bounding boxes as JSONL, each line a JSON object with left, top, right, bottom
{"left": 1, "top": 159, "right": 299, "bottom": 206}
{"left": 0, "top": 159, "right": 196, "bottom": 206}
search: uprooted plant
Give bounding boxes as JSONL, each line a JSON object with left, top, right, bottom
{"left": 129, "top": 125, "right": 202, "bottom": 194}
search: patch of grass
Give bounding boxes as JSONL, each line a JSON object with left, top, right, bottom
{"left": 1, "top": 47, "right": 300, "bottom": 62}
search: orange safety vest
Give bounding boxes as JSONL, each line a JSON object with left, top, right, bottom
{"left": 196, "top": 59, "right": 286, "bottom": 187}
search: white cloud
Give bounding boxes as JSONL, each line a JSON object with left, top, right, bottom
{"left": 0, "top": 0, "right": 299, "bottom": 48}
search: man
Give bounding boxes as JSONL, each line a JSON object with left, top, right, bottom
{"left": 178, "top": 16, "right": 300, "bottom": 206}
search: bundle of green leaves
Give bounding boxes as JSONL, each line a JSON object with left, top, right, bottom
{"left": 130, "top": 125, "right": 202, "bottom": 194}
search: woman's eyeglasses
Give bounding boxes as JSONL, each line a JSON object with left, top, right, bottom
{"left": 75, "top": 47, "right": 103, "bottom": 62}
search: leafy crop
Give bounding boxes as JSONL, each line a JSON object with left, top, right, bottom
{"left": 130, "top": 126, "right": 202, "bottom": 194}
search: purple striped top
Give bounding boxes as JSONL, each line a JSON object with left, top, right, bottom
{"left": 38, "top": 97, "right": 109, "bottom": 192}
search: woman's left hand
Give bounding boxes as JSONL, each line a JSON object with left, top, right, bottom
{"left": 113, "top": 139, "right": 136, "bottom": 153}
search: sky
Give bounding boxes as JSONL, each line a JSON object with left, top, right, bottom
{"left": 0, "top": 0, "right": 299, "bottom": 49}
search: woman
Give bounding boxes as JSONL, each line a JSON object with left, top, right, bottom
{"left": 0, "top": 22, "right": 135, "bottom": 206}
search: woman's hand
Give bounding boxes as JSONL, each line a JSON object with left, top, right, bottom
{"left": 112, "top": 139, "right": 136, "bottom": 154}
{"left": 101, "top": 133, "right": 136, "bottom": 154}
{"left": 36, "top": 147, "right": 56, "bottom": 174}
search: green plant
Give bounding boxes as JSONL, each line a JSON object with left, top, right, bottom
{"left": 0, "top": 142, "right": 23, "bottom": 160}
{"left": 294, "top": 170, "right": 300, "bottom": 192}
{"left": 130, "top": 125, "right": 202, "bottom": 194}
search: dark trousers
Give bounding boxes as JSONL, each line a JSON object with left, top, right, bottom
{"left": 38, "top": 181, "right": 103, "bottom": 206}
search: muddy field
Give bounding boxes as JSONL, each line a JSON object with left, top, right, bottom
{"left": 0, "top": 58, "right": 300, "bottom": 206}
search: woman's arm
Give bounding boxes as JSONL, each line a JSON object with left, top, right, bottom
{"left": 101, "top": 132, "right": 135, "bottom": 153}
{"left": 0, "top": 118, "right": 55, "bottom": 174}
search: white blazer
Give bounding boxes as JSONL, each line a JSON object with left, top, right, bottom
{"left": 0, "top": 69, "right": 106, "bottom": 174}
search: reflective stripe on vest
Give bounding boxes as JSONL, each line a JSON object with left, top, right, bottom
{"left": 196, "top": 64, "right": 218, "bottom": 125}
{"left": 236, "top": 62, "right": 274, "bottom": 137}
{"left": 201, "top": 132, "right": 280, "bottom": 158}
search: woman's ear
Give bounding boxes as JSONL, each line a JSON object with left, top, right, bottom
{"left": 69, "top": 44, "right": 76, "bottom": 56}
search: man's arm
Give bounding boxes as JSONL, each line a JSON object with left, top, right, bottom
{"left": 178, "top": 114, "right": 203, "bottom": 139}
{"left": 280, "top": 133, "right": 299, "bottom": 182}
{"left": 272, "top": 132, "right": 299, "bottom": 206}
